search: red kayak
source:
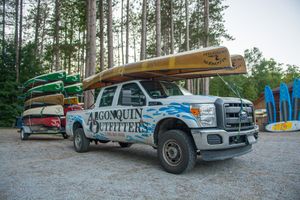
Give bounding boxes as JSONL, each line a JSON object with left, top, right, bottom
{"left": 23, "top": 117, "right": 61, "bottom": 128}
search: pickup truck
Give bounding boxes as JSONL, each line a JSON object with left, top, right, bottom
{"left": 66, "top": 80, "right": 258, "bottom": 174}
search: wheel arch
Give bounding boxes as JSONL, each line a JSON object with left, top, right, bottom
{"left": 153, "top": 117, "right": 196, "bottom": 146}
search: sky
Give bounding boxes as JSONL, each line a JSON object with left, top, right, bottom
{"left": 222, "top": 0, "right": 300, "bottom": 67}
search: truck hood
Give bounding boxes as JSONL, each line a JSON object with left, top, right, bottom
{"left": 155, "top": 95, "right": 252, "bottom": 105}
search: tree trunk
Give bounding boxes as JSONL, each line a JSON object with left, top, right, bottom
{"left": 201, "top": 0, "right": 210, "bottom": 95}
{"left": 2, "top": 0, "right": 5, "bottom": 60}
{"left": 18, "top": 0, "right": 23, "bottom": 80}
{"left": 99, "top": 0, "right": 104, "bottom": 71}
{"left": 133, "top": 34, "right": 136, "bottom": 62}
{"left": 125, "top": 0, "right": 129, "bottom": 64}
{"left": 84, "top": 0, "right": 96, "bottom": 109}
{"left": 140, "top": 0, "right": 147, "bottom": 60}
{"left": 34, "top": 0, "right": 41, "bottom": 59}
{"left": 15, "top": 0, "right": 20, "bottom": 83}
{"left": 185, "top": 0, "right": 192, "bottom": 92}
{"left": 120, "top": 0, "right": 124, "bottom": 65}
{"left": 68, "top": 18, "right": 74, "bottom": 74}
{"left": 170, "top": 0, "right": 174, "bottom": 54}
{"left": 107, "top": 0, "right": 113, "bottom": 68}
{"left": 155, "top": 0, "right": 161, "bottom": 57}
{"left": 39, "top": 7, "right": 47, "bottom": 59}
{"left": 54, "top": 0, "right": 60, "bottom": 71}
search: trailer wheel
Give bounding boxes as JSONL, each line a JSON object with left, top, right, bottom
{"left": 62, "top": 133, "right": 69, "bottom": 139}
{"left": 118, "top": 142, "right": 132, "bottom": 148}
{"left": 73, "top": 128, "right": 89, "bottom": 152}
{"left": 158, "top": 129, "right": 196, "bottom": 174}
{"left": 20, "top": 129, "right": 29, "bottom": 140}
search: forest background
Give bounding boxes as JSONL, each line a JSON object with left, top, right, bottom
{"left": 1, "top": 0, "right": 299, "bottom": 126}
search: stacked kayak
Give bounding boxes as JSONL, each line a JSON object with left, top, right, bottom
{"left": 21, "top": 71, "right": 83, "bottom": 134}
{"left": 23, "top": 70, "right": 66, "bottom": 92}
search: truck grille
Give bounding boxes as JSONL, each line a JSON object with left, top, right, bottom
{"left": 215, "top": 98, "right": 255, "bottom": 132}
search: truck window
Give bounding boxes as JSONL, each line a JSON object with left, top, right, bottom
{"left": 140, "top": 81, "right": 183, "bottom": 99}
{"left": 99, "top": 86, "right": 117, "bottom": 107}
{"left": 118, "top": 83, "right": 146, "bottom": 106}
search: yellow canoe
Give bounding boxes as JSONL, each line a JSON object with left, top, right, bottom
{"left": 24, "top": 94, "right": 64, "bottom": 108}
{"left": 174, "top": 55, "right": 247, "bottom": 79}
{"left": 83, "top": 46, "right": 232, "bottom": 90}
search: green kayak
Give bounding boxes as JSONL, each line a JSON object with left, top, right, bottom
{"left": 64, "top": 74, "right": 81, "bottom": 85}
{"left": 64, "top": 83, "right": 83, "bottom": 95}
{"left": 23, "top": 70, "right": 66, "bottom": 91}
{"left": 25, "top": 81, "right": 64, "bottom": 98}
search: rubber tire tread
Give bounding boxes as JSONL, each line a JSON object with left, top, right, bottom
{"left": 158, "top": 129, "right": 196, "bottom": 174}
{"left": 74, "top": 128, "right": 90, "bottom": 153}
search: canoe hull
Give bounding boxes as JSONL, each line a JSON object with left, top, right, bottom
{"left": 22, "top": 105, "right": 64, "bottom": 117}
{"left": 83, "top": 46, "right": 232, "bottom": 90}
{"left": 23, "top": 70, "right": 66, "bottom": 92}
{"left": 65, "top": 74, "right": 80, "bottom": 85}
{"left": 23, "top": 117, "right": 61, "bottom": 128}
{"left": 64, "top": 83, "right": 83, "bottom": 95}
{"left": 25, "top": 81, "right": 64, "bottom": 99}
{"left": 24, "top": 94, "right": 64, "bottom": 109}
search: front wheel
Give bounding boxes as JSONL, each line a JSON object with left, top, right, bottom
{"left": 73, "top": 128, "right": 90, "bottom": 152}
{"left": 158, "top": 129, "right": 196, "bottom": 174}
{"left": 20, "top": 129, "right": 29, "bottom": 140}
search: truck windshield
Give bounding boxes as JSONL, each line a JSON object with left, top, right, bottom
{"left": 140, "top": 81, "right": 183, "bottom": 99}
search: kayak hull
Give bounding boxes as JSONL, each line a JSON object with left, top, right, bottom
{"left": 23, "top": 117, "right": 61, "bottom": 128}
{"left": 25, "top": 81, "right": 64, "bottom": 99}
{"left": 22, "top": 105, "right": 64, "bottom": 117}
{"left": 24, "top": 94, "right": 64, "bottom": 109}
{"left": 23, "top": 70, "right": 66, "bottom": 91}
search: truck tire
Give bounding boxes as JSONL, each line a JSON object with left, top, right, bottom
{"left": 118, "top": 142, "right": 132, "bottom": 148}
{"left": 158, "top": 129, "right": 196, "bottom": 174}
{"left": 20, "top": 129, "right": 29, "bottom": 140}
{"left": 73, "top": 128, "right": 90, "bottom": 152}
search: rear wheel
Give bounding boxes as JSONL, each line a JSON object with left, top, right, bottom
{"left": 158, "top": 129, "right": 196, "bottom": 174}
{"left": 73, "top": 128, "right": 90, "bottom": 152}
{"left": 118, "top": 142, "right": 132, "bottom": 148}
{"left": 20, "top": 129, "right": 29, "bottom": 140}
{"left": 62, "top": 133, "right": 69, "bottom": 139}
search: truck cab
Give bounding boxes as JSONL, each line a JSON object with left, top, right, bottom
{"left": 66, "top": 79, "right": 258, "bottom": 174}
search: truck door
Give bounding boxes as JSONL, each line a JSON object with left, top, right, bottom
{"left": 117, "top": 82, "right": 149, "bottom": 143}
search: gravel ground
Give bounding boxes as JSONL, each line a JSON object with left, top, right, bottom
{"left": 0, "top": 128, "right": 299, "bottom": 200}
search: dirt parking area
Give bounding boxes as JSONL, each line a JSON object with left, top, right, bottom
{"left": 0, "top": 128, "right": 299, "bottom": 200}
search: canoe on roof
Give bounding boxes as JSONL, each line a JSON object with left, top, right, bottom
{"left": 173, "top": 55, "right": 247, "bottom": 79}
{"left": 22, "top": 105, "right": 64, "bottom": 117}
{"left": 24, "top": 94, "right": 64, "bottom": 110}
{"left": 23, "top": 70, "right": 66, "bottom": 91}
{"left": 64, "top": 74, "right": 81, "bottom": 85}
{"left": 64, "top": 83, "right": 83, "bottom": 95}
{"left": 83, "top": 46, "right": 232, "bottom": 90}
{"left": 25, "top": 81, "right": 64, "bottom": 99}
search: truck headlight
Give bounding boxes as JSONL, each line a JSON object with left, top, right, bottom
{"left": 190, "top": 104, "right": 217, "bottom": 127}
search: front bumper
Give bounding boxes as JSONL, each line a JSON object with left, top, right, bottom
{"left": 191, "top": 125, "right": 259, "bottom": 160}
